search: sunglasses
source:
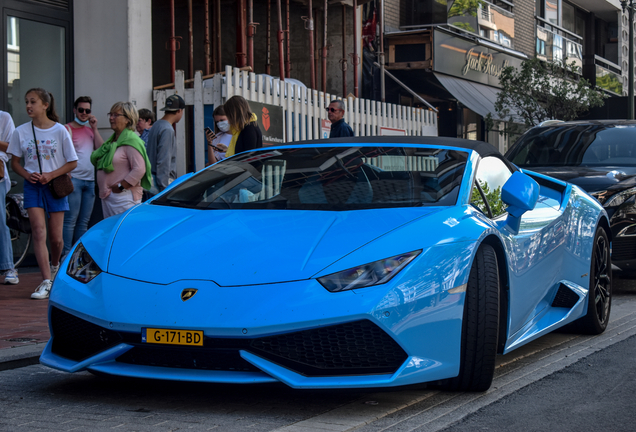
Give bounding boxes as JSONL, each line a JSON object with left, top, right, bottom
{"left": 77, "top": 107, "right": 91, "bottom": 114}
{"left": 326, "top": 108, "right": 343, "bottom": 113}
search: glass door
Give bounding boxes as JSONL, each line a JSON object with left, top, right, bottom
{"left": 6, "top": 15, "right": 66, "bottom": 127}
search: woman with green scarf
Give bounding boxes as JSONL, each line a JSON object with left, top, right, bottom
{"left": 91, "top": 101, "right": 152, "bottom": 218}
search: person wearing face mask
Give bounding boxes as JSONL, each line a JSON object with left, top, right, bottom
{"left": 62, "top": 96, "right": 104, "bottom": 257}
{"left": 205, "top": 105, "right": 232, "bottom": 166}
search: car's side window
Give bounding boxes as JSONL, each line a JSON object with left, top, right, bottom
{"left": 470, "top": 157, "right": 512, "bottom": 218}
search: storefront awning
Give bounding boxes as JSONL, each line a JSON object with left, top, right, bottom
{"left": 434, "top": 73, "right": 517, "bottom": 122}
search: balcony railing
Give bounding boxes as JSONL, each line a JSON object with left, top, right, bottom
{"left": 480, "top": 8, "right": 493, "bottom": 22}
{"left": 535, "top": 18, "right": 583, "bottom": 73}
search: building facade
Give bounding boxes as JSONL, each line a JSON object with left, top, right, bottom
{"left": 379, "top": 0, "right": 624, "bottom": 151}
{"left": 0, "top": 0, "right": 631, "bottom": 152}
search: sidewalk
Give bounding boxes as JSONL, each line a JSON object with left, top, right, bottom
{"left": 0, "top": 268, "right": 50, "bottom": 369}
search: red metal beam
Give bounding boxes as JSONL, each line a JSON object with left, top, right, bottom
{"left": 322, "top": 0, "right": 328, "bottom": 92}
{"left": 236, "top": 0, "right": 247, "bottom": 67}
{"left": 352, "top": 0, "right": 359, "bottom": 97}
{"left": 169, "top": 0, "right": 176, "bottom": 84}
{"left": 285, "top": 0, "right": 291, "bottom": 78}
{"left": 277, "top": 0, "right": 285, "bottom": 80}
{"left": 204, "top": 0, "right": 211, "bottom": 75}
{"left": 215, "top": 0, "right": 222, "bottom": 72}
{"left": 307, "top": 0, "right": 315, "bottom": 89}
{"left": 188, "top": 0, "right": 194, "bottom": 80}
{"left": 267, "top": 0, "right": 272, "bottom": 75}
{"left": 247, "top": 0, "right": 255, "bottom": 69}
{"left": 342, "top": 5, "right": 347, "bottom": 96}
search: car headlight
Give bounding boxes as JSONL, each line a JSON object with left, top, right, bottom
{"left": 67, "top": 242, "right": 102, "bottom": 283}
{"left": 597, "top": 187, "right": 636, "bottom": 208}
{"left": 317, "top": 250, "right": 421, "bottom": 292}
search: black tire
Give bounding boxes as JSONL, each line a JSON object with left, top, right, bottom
{"left": 444, "top": 244, "right": 500, "bottom": 392}
{"left": 5, "top": 200, "right": 31, "bottom": 268}
{"left": 569, "top": 227, "right": 612, "bottom": 335}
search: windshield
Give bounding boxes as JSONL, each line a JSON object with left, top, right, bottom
{"left": 507, "top": 124, "right": 636, "bottom": 167}
{"left": 153, "top": 146, "right": 468, "bottom": 210}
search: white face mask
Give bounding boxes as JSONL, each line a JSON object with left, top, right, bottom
{"left": 217, "top": 120, "right": 230, "bottom": 132}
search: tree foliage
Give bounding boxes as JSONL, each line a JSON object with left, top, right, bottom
{"left": 493, "top": 58, "right": 607, "bottom": 130}
{"left": 471, "top": 181, "right": 507, "bottom": 218}
{"left": 448, "top": 0, "right": 483, "bottom": 18}
{"left": 448, "top": 0, "right": 483, "bottom": 33}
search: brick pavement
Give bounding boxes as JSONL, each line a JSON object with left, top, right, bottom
{"left": 0, "top": 269, "right": 50, "bottom": 350}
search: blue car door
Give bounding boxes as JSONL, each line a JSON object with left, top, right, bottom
{"left": 472, "top": 157, "right": 565, "bottom": 339}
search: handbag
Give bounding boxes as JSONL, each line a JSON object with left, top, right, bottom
{"left": 32, "top": 122, "right": 74, "bottom": 199}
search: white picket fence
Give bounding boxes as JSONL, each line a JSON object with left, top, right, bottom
{"left": 153, "top": 67, "right": 438, "bottom": 176}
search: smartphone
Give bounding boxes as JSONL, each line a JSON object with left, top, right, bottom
{"left": 204, "top": 126, "right": 214, "bottom": 136}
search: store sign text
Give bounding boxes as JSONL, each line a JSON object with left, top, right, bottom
{"left": 462, "top": 49, "right": 509, "bottom": 78}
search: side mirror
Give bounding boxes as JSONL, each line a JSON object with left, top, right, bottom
{"left": 502, "top": 171, "right": 539, "bottom": 233}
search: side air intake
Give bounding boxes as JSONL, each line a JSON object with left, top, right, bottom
{"left": 551, "top": 284, "right": 580, "bottom": 309}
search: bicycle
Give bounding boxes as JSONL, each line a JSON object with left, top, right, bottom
{"left": 5, "top": 180, "right": 32, "bottom": 268}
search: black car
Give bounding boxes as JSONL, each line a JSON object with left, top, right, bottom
{"left": 506, "top": 120, "right": 636, "bottom": 272}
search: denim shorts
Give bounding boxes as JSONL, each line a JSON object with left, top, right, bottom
{"left": 23, "top": 180, "right": 70, "bottom": 213}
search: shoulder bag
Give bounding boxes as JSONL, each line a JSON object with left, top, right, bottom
{"left": 32, "top": 122, "right": 74, "bottom": 199}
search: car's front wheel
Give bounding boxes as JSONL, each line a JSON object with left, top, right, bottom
{"left": 444, "top": 243, "right": 499, "bottom": 392}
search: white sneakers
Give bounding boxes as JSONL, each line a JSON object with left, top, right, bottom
{"left": 50, "top": 264, "right": 60, "bottom": 281}
{"left": 2, "top": 269, "right": 19, "bottom": 285}
{"left": 31, "top": 280, "right": 52, "bottom": 300}
{"left": 30, "top": 263, "right": 59, "bottom": 300}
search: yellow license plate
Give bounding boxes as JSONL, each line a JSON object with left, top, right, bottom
{"left": 143, "top": 328, "right": 204, "bottom": 346}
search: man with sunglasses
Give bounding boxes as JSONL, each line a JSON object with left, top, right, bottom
{"left": 62, "top": 96, "right": 104, "bottom": 257}
{"left": 327, "top": 100, "right": 354, "bottom": 138}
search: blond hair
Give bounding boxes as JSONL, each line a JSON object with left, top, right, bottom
{"left": 224, "top": 96, "right": 254, "bottom": 131}
{"left": 110, "top": 101, "right": 139, "bottom": 131}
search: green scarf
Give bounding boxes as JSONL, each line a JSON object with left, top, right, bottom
{"left": 90, "top": 128, "right": 152, "bottom": 190}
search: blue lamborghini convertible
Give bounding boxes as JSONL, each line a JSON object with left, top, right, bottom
{"left": 40, "top": 137, "right": 612, "bottom": 391}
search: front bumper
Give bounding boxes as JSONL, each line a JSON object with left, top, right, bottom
{"left": 41, "top": 268, "right": 466, "bottom": 388}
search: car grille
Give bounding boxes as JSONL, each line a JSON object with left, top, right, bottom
{"left": 612, "top": 237, "right": 636, "bottom": 262}
{"left": 249, "top": 320, "right": 408, "bottom": 376}
{"left": 51, "top": 307, "right": 123, "bottom": 361}
{"left": 51, "top": 308, "right": 407, "bottom": 376}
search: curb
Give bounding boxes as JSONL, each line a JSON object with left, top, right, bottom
{"left": 0, "top": 343, "right": 45, "bottom": 372}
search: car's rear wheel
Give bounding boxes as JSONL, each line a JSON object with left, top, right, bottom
{"left": 443, "top": 244, "right": 499, "bottom": 392}
{"left": 570, "top": 227, "right": 612, "bottom": 335}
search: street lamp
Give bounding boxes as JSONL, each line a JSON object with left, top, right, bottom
{"left": 622, "top": 0, "right": 635, "bottom": 120}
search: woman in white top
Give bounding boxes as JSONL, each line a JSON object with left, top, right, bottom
{"left": 8, "top": 88, "right": 78, "bottom": 299}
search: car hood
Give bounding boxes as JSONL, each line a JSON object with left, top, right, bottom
{"left": 526, "top": 166, "right": 636, "bottom": 193}
{"left": 105, "top": 204, "right": 442, "bottom": 286}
